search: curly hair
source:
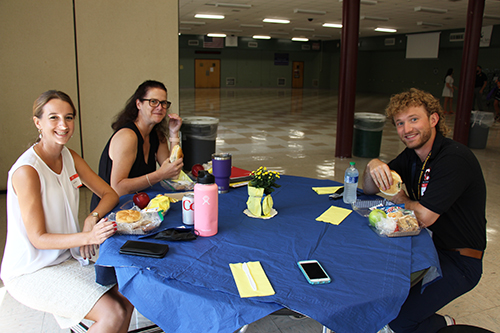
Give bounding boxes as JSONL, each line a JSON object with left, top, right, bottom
{"left": 385, "top": 88, "right": 450, "bottom": 136}
{"left": 112, "top": 80, "right": 168, "bottom": 142}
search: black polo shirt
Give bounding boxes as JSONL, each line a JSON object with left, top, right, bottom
{"left": 475, "top": 71, "right": 487, "bottom": 88}
{"left": 388, "top": 132, "right": 487, "bottom": 251}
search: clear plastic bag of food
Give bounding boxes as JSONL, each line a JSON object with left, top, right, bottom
{"left": 160, "top": 170, "right": 195, "bottom": 192}
{"left": 108, "top": 207, "right": 164, "bottom": 235}
{"left": 367, "top": 205, "right": 421, "bottom": 237}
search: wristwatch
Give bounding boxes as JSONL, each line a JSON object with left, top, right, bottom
{"left": 91, "top": 212, "right": 99, "bottom": 219}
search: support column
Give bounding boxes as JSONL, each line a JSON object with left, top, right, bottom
{"left": 454, "top": 0, "right": 485, "bottom": 144}
{"left": 335, "top": 0, "right": 360, "bottom": 158}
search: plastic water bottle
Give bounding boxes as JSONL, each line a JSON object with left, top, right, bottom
{"left": 343, "top": 162, "right": 359, "bottom": 204}
{"left": 194, "top": 170, "right": 218, "bottom": 237}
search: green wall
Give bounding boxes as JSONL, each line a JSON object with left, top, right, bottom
{"left": 179, "top": 25, "right": 500, "bottom": 95}
{"left": 179, "top": 35, "right": 327, "bottom": 89}
{"left": 355, "top": 27, "right": 500, "bottom": 95}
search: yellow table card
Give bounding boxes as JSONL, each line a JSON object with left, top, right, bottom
{"left": 312, "top": 186, "right": 342, "bottom": 195}
{"left": 316, "top": 205, "right": 352, "bottom": 225}
{"left": 229, "top": 261, "right": 275, "bottom": 298}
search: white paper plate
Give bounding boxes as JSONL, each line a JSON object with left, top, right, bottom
{"left": 243, "top": 208, "right": 278, "bottom": 219}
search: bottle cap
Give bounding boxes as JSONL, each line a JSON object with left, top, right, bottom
{"left": 350, "top": 162, "right": 355, "bottom": 166}
{"left": 197, "top": 170, "right": 215, "bottom": 184}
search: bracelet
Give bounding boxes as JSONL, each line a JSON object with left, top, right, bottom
{"left": 169, "top": 136, "right": 180, "bottom": 143}
{"left": 146, "top": 174, "right": 152, "bottom": 187}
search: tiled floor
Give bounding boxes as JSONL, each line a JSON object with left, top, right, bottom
{"left": 1, "top": 88, "right": 499, "bottom": 332}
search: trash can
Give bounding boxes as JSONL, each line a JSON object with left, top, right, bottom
{"left": 468, "top": 111, "right": 494, "bottom": 149}
{"left": 181, "top": 117, "right": 219, "bottom": 171}
{"left": 352, "top": 112, "right": 386, "bottom": 158}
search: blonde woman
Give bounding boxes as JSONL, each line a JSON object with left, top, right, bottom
{"left": 1, "top": 90, "right": 133, "bottom": 332}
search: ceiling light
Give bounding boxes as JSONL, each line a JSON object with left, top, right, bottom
{"left": 263, "top": 18, "right": 290, "bottom": 24}
{"left": 323, "top": 23, "right": 342, "bottom": 28}
{"left": 207, "top": 33, "right": 226, "bottom": 37}
{"left": 215, "top": 3, "right": 251, "bottom": 9}
{"left": 293, "top": 28, "right": 315, "bottom": 32}
{"left": 417, "top": 21, "right": 443, "bottom": 27}
{"left": 292, "top": 37, "right": 309, "bottom": 42}
{"left": 361, "top": 16, "right": 389, "bottom": 21}
{"left": 375, "top": 27, "right": 397, "bottom": 33}
{"left": 483, "top": 14, "right": 500, "bottom": 20}
{"left": 253, "top": 35, "right": 271, "bottom": 39}
{"left": 240, "top": 24, "right": 263, "bottom": 28}
{"left": 181, "top": 21, "right": 206, "bottom": 25}
{"left": 195, "top": 14, "right": 225, "bottom": 19}
{"left": 414, "top": 6, "right": 448, "bottom": 14}
{"left": 294, "top": 9, "right": 326, "bottom": 15}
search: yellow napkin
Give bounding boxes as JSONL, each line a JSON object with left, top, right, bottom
{"left": 316, "top": 205, "right": 352, "bottom": 225}
{"left": 312, "top": 186, "right": 342, "bottom": 195}
{"left": 229, "top": 261, "right": 275, "bottom": 298}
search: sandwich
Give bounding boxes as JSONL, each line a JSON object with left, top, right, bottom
{"left": 170, "top": 144, "right": 183, "bottom": 163}
{"left": 380, "top": 170, "right": 402, "bottom": 196}
{"left": 116, "top": 210, "right": 141, "bottom": 223}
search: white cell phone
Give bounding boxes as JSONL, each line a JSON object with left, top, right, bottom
{"left": 297, "top": 260, "right": 331, "bottom": 284}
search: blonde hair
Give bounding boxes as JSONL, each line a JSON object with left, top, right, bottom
{"left": 33, "top": 90, "right": 77, "bottom": 143}
{"left": 385, "top": 88, "right": 450, "bottom": 136}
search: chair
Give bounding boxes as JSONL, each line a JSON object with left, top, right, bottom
{"left": 437, "top": 325, "right": 495, "bottom": 333}
{"left": 70, "top": 322, "right": 162, "bottom": 333}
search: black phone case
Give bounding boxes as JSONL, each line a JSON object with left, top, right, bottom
{"left": 119, "top": 240, "right": 169, "bottom": 258}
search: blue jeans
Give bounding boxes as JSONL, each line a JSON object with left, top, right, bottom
{"left": 389, "top": 249, "right": 483, "bottom": 333}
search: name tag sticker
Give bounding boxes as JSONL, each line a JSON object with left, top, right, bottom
{"left": 70, "top": 174, "right": 83, "bottom": 188}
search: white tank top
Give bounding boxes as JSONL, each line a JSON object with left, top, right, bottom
{"left": 1, "top": 146, "right": 88, "bottom": 283}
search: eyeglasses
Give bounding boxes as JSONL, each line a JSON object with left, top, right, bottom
{"left": 141, "top": 99, "right": 171, "bottom": 109}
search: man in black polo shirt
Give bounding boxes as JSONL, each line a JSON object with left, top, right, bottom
{"left": 474, "top": 65, "right": 488, "bottom": 111}
{"left": 363, "top": 88, "right": 486, "bottom": 333}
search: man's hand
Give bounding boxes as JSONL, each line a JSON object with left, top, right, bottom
{"left": 363, "top": 159, "right": 393, "bottom": 194}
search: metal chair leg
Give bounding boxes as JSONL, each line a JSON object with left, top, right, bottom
{"left": 322, "top": 326, "right": 333, "bottom": 333}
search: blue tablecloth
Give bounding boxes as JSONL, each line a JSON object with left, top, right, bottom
{"left": 95, "top": 175, "right": 440, "bottom": 333}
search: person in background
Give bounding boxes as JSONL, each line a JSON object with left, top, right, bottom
{"left": 473, "top": 65, "right": 488, "bottom": 111}
{"left": 493, "top": 79, "right": 500, "bottom": 122}
{"left": 90, "top": 80, "right": 183, "bottom": 210}
{"left": 441, "top": 68, "right": 457, "bottom": 114}
{"left": 363, "top": 88, "right": 486, "bottom": 333}
{"left": 1, "top": 90, "right": 134, "bottom": 332}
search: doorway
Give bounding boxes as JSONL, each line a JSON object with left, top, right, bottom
{"left": 292, "top": 61, "right": 304, "bottom": 88}
{"left": 195, "top": 59, "right": 221, "bottom": 88}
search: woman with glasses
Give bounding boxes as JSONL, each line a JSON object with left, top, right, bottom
{"left": 90, "top": 80, "right": 183, "bottom": 211}
{"left": 1, "top": 90, "right": 133, "bottom": 332}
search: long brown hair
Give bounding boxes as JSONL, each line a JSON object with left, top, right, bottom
{"left": 111, "top": 80, "right": 168, "bottom": 142}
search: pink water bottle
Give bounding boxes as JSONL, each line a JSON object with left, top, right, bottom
{"left": 194, "top": 171, "right": 218, "bottom": 237}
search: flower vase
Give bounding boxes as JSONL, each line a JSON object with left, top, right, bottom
{"left": 246, "top": 186, "right": 274, "bottom": 217}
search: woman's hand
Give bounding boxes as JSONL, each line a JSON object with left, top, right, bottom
{"left": 168, "top": 113, "right": 182, "bottom": 136}
{"left": 80, "top": 218, "right": 116, "bottom": 259}
{"left": 157, "top": 158, "right": 184, "bottom": 180}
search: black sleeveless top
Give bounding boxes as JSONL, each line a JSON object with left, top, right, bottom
{"left": 90, "top": 122, "right": 160, "bottom": 211}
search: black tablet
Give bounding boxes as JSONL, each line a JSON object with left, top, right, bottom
{"left": 119, "top": 240, "right": 169, "bottom": 258}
